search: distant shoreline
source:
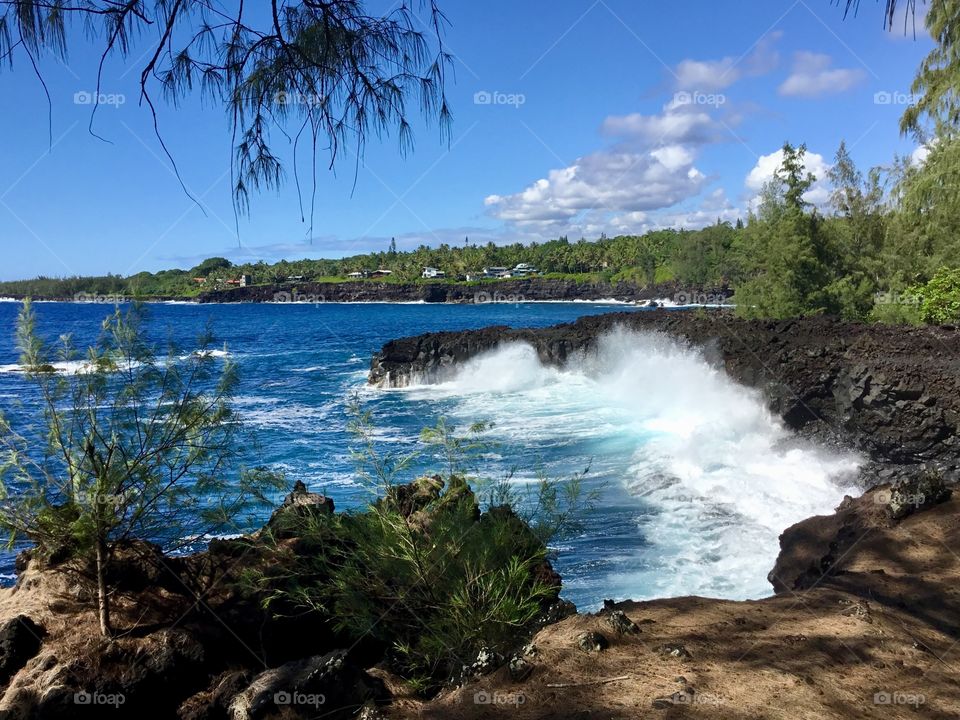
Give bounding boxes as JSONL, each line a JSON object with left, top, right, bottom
{"left": 1, "top": 278, "right": 731, "bottom": 306}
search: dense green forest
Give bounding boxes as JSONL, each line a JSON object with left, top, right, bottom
{"left": 4, "top": 4, "right": 960, "bottom": 325}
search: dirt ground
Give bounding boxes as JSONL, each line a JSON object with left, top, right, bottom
{"left": 384, "top": 492, "right": 960, "bottom": 720}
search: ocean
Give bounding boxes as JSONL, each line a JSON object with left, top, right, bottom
{"left": 0, "top": 300, "right": 860, "bottom": 608}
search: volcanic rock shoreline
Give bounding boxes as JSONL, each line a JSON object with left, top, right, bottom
{"left": 0, "top": 313, "right": 958, "bottom": 719}
{"left": 369, "top": 310, "right": 960, "bottom": 479}
{"left": 195, "top": 279, "right": 730, "bottom": 304}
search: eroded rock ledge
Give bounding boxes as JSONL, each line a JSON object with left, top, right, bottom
{"left": 0, "top": 475, "right": 957, "bottom": 718}
{"left": 370, "top": 311, "right": 960, "bottom": 476}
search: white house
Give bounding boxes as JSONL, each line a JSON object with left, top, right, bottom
{"left": 422, "top": 267, "right": 446, "bottom": 279}
{"left": 512, "top": 263, "right": 538, "bottom": 276}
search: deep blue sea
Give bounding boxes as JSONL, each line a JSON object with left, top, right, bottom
{"left": 0, "top": 300, "right": 861, "bottom": 609}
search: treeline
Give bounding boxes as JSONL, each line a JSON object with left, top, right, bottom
{"left": 0, "top": 229, "right": 737, "bottom": 299}
{"left": 1, "top": 136, "right": 958, "bottom": 324}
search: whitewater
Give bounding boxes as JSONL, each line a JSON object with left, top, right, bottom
{"left": 399, "top": 328, "right": 861, "bottom": 603}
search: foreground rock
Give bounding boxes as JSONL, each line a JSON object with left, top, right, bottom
{"left": 0, "top": 480, "right": 559, "bottom": 719}
{"left": 1, "top": 474, "right": 956, "bottom": 719}
{"left": 383, "top": 484, "right": 960, "bottom": 720}
{"left": 369, "top": 312, "right": 960, "bottom": 477}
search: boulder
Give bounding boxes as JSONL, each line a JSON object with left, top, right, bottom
{"left": 887, "top": 468, "right": 952, "bottom": 520}
{"left": 228, "top": 650, "right": 384, "bottom": 720}
{"left": 0, "top": 616, "right": 45, "bottom": 686}
{"left": 266, "top": 481, "right": 334, "bottom": 539}
{"left": 575, "top": 632, "right": 608, "bottom": 653}
{"left": 178, "top": 670, "right": 253, "bottom": 720}
{"left": 605, "top": 609, "right": 640, "bottom": 635}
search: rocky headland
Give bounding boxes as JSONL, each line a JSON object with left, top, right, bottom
{"left": 370, "top": 311, "right": 960, "bottom": 481}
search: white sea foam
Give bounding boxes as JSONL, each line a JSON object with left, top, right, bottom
{"left": 0, "top": 359, "right": 120, "bottom": 375}
{"left": 400, "top": 328, "right": 860, "bottom": 602}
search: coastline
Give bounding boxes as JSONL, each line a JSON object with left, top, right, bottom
{"left": 0, "top": 279, "right": 733, "bottom": 306}
{"left": 0, "top": 311, "right": 956, "bottom": 718}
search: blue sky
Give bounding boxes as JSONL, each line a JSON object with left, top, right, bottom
{"left": 0, "top": 0, "right": 934, "bottom": 280}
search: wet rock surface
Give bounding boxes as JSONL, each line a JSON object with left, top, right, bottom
{"left": 369, "top": 312, "right": 960, "bottom": 476}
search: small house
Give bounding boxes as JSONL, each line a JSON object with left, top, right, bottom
{"left": 422, "top": 267, "right": 446, "bottom": 279}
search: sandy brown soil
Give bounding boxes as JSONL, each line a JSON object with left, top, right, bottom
{"left": 384, "top": 489, "right": 960, "bottom": 720}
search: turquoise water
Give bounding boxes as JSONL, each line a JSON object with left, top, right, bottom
{"left": 0, "top": 301, "right": 860, "bottom": 609}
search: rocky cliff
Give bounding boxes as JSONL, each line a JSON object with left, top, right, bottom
{"left": 369, "top": 311, "right": 960, "bottom": 478}
{"left": 390, "top": 482, "right": 958, "bottom": 720}
{"left": 197, "top": 279, "right": 730, "bottom": 304}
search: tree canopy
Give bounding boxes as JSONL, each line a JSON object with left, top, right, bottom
{"left": 0, "top": 0, "right": 452, "bottom": 227}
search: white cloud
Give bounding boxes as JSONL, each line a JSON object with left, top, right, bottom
{"left": 779, "top": 52, "right": 865, "bottom": 97}
{"left": 911, "top": 143, "right": 932, "bottom": 166}
{"left": 675, "top": 57, "right": 742, "bottom": 92}
{"left": 485, "top": 145, "right": 707, "bottom": 230}
{"left": 745, "top": 147, "right": 832, "bottom": 210}
{"left": 601, "top": 107, "right": 721, "bottom": 145}
{"left": 672, "top": 32, "right": 782, "bottom": 92}
{"left": 485, "top": 32, "right": 786, "bottom": 237}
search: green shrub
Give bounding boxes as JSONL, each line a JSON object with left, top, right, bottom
{"left": 916, "top": 267, "right": 960, "bottom": 324}
{"left": 256, "top": 408, "right": 595, "bottom": 690}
